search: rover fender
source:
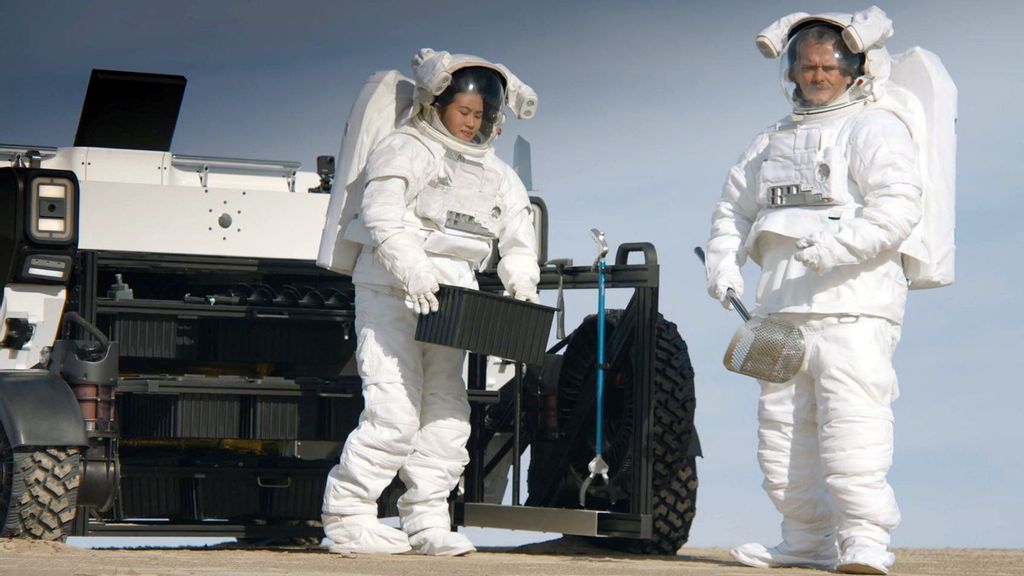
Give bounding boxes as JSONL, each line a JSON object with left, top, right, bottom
{"left": 0, "top": 370, "right": 87, "bottom": 449}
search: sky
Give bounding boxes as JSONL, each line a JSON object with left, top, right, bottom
{"left": 3, "top": 0, "right": 1023, "bottom": 550}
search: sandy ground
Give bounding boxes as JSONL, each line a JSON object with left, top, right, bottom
{"left": 0, "top": 537, "right": 1020, "bottom": 576}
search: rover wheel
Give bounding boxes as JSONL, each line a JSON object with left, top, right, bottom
{"left": 0, "top": 422, "right": 81, "bottom": 540}
{"left": 557, "top": 310, "right": 699, "bottom": 555}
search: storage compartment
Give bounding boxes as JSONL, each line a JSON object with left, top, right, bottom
{"left": 90, "top": 252, "right": 357, "bottom": 380}
{"left": 119, "top": 393, "right": 242, "bottom": 438}
{"left": 264, "top": 470, "right": 327, "bottom": 519}
{"left": 197, "top": 473, "right": 260, "bottom": 519}
{"left": 119, "top": 394, "right": 179, "bottom": 438}
{"left": 120, "top": 473, "right": 182, "bottom": 519}
{"left": 118, "top": 385, "right": 363, "bottom": 442}
{"left": 415, "top": 285, "right": 555, "bottom": 365}
{"left": 99, "top": 309, "right": 355, "bottom": 379}
{"left": 246, "top": 396, "right": 300, "bottom": 440}
{"left": 115, "top": 315, "right": 197, "bottom": 360}
{"left": 180, "top": 394, "right": 243, "bottom": 438}
{"left": 118, "top": 464, "right": 331, "bottom": 521}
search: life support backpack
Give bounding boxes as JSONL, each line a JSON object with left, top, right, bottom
{"left": 317, "top": 70, "right": 416, "bottom": 275}
{"left": 879, "top": 47, "right": 958, "bottom": 289}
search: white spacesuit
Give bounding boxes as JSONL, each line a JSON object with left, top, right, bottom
{"left": 705, "top": 7, "right": 926, "bottom": 575}
{"left": 320, "top": 50, "right": 540, "bottom": 556}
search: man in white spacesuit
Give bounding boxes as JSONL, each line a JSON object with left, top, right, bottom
{"left": 320, "top": 50, "right": 540, "bottom": 556}
{"left": 704, "top": 7, "right": 920, "bottom": 575}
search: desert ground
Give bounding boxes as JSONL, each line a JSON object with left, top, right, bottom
{"left": 0, "top": 537, "right": 1020, "bottom": 576}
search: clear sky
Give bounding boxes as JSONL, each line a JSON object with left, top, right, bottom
{"left": 3, "top": 0, "right": 1022, "bottom": 549}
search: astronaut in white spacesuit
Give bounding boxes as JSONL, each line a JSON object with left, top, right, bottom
{"left": 321, "top": 50, "right": 539, "bottom": 556}
{"left": 705, "top": 7, "right": 922, "bottom": 575}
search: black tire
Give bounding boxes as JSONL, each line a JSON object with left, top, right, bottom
{"left": 0, "top": 422, "right": 81, "bottom": 540}
{"left": 557, "top": 310, "right": 699, "bottom": 555}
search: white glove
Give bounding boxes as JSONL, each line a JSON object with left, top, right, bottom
{"left": 707, "top": 269, "right": 743, "bottom": 311}
{"left": 375, "top": 232, "right": 440, "bottom": 315}
{"left": 498, "top": 255, "right": 541, "bottom": 305}
{"left": 509, "top": 282, "right": 539, "bottom": 304}
{"left": 406, "top": 264, "right": 440, "bottom": 315}
{"left": 795, "top": 232, "right": 858, "bottom": 274}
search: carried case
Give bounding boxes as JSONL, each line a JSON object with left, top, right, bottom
{"left": 415, "top": 285, "right": 555, "bottom": 365}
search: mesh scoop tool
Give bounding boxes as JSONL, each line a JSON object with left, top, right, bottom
{"left": 695, "top": 247, "right": 805, "bottom": 383}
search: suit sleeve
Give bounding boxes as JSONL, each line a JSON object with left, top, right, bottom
{"left": 495, "top": 165, "right": 540, "bottom": 293}
{"left": 822, "top": 110, "right": 923, "bottom": 264}
{"left": 706, "top": 133, "right": 768, "bottom": 283}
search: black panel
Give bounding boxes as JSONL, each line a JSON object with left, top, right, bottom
{"left": 74, "top": 69, "right": 187, "bottom": 151}
{"left": 0, "top": 169, "right": 25, "bottom": 284}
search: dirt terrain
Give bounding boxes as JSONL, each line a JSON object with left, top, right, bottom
{"left": 0, "top": 537, "right": 1020, "bottom": 576}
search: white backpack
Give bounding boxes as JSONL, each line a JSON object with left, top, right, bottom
{"left": 879, "top": 47, "right": 958, "bottom": 289}
{"left": 317, "top": 70, "right": 416, "bottom": 275}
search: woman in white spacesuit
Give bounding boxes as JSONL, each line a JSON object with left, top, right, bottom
{"left": 320, "top": 51, "right": 540, "bottom": 556}
{"left": 705, "top": 7, "right": 924, "bottom": 575}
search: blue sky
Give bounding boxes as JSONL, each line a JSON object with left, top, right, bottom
{"left": 3, "top": 0, "right": 1022, "bottom": 549}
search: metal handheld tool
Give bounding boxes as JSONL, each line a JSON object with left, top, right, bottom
{"left": 694, "top": 247, "right": 806, "bottom": 383}
{"left": 546, "top": 258, "right": 573, "bottom": 340}
{"left": 580, "top": 228, "right": 610, "bottom": 507}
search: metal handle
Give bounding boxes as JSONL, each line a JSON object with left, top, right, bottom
{"left": 693, "top": 246, "right": 751, "bottom": 322}
{"left": 615, "top": 242, "right": 658, "bottom": 266}
{"left": 725, "top": 288, "right": 751, "bottom": 322}
{"left": 546, "top": 258, "right": 573, "bottom": 340}
{"left": 590, "top": 228, "right": 608, "bottom": 270}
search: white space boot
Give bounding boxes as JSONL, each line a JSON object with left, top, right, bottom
{"left": 408, "top": 527, "right": 476, "bottom": 556}
{"left": 730, "top": 542, "right": 838, "bottom": 570}
{"left": 837, "top": 546, "right": 895, "bottom": 575}
{"left": 321, "top": 514, "right": 412, "bottom": 554}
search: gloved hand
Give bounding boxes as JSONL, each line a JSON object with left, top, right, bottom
{"left": 498, "top": 255, "right": 541, "bottom": 305}
{"left": 707, "top": 269, "right": 743, "bottom": 311}
{"left": 375, "top": 232, "right": 440, "bottom": 315}
{"left": 406, "top": 263, "right": 440, "bottom": 315}
{"left": 509, "top": 282, "right": 539, "bottom": 304}
{"left": 795, "top": 232, "right": 857, "bottom": 274}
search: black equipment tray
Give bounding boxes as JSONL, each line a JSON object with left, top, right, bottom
{"left": 415, "top": 285, "right": 554, "bottom": 365}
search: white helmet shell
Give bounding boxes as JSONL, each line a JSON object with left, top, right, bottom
{"left": 410, "top": 48, "right": 537, "bottom": 154}
{"left": 756, "top": 6, "right": 895, "bottom": 114}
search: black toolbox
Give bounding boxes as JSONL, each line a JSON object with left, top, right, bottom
{"left": 415, "top": 284, "right": 555, "bottom": 365}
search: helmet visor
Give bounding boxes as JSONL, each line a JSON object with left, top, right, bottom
{"left": 781, "top": 24, "right": 862, "bottom": 109}
{"left": 433, "top": 66, "right": 506, "bottom": 145}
